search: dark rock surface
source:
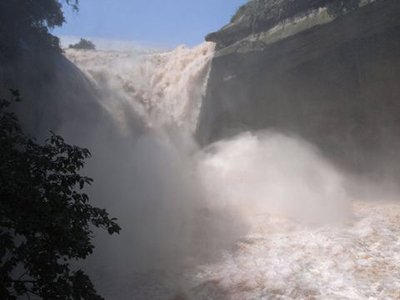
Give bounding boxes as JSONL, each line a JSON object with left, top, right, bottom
{"left": 198, "top": 0, "right": 400, "bottom": 176}
{"left": 0, "top": 50, "right": 109, "bottom": 139}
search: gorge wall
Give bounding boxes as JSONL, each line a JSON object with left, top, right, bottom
{"left": 197, "top": 0, "right": 400, "bottom": 178}
{"left": 0, "top": 49, "right": 131, "bottom": 144}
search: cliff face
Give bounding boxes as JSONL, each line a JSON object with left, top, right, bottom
{"left": 197, "top": 0, "right": 400, "bottom": 176}
{"left": 0, "top": 47, "right": 147, "bottom": 148}
{"left": 205, "top": 0, "right": 361, "bottom": 50}
{"left": 0, "top": 50, "right": 111, "bottom": 140}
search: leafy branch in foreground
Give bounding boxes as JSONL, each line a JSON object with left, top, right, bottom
{"left": 0, "top": 90, "right": 121, "bottom": 300}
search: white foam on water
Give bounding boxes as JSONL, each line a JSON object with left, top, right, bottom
{"left": 187, "top": 201, "right": 400, "bottom": 299}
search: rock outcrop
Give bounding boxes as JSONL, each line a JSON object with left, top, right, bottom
{"left": 0, "top": 49, "right": 108, "bottom": 139}
{"left": 0, "top": 46, "right": 147, "bottom": 146}
{"left": 198, "top": 0, "right": 400, "bottom": 176}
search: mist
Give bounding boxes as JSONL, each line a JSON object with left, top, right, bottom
{"left": 3, "top": 1, "right": 400, "bottom": 299}
{"left": 52, "top": 44, "right": 354, "bottom": 299}
{"left": 4, "top": 39, "right": 398, "bottom": 300}
{"left": 51, "top": 38, "right": 400, "bottom": 298}
{"left": 198, "top": 131, "right": 351, "bottom": 225}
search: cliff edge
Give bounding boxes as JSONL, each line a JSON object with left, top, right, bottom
{"left": 198, "top": 0, "right": 400, "bottom": 177}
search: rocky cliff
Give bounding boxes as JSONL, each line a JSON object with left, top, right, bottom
{"left": 0, "top": 49, "right": 107, "bottom": 139}
{"left": 197, "top": 0, "right": 400, "bottom": 177}
{"left": 0, "top": 46, "right": 146, "bottom": 146}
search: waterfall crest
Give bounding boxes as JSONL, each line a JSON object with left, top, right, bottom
{"left": 66, "top": 42, "right": 215, "bottom": 134}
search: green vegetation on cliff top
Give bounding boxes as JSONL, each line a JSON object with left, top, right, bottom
{"left": 231, "top": 0, "right": 361, "bottom": 26}
{"left": 207, "top": 0, "right": 361, "bottom": 47}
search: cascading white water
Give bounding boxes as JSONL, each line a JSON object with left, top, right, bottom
{"left": 63, "top": 43, "right": 400, "bottom": 300}
{"left": 66, "top": 42, "right": 215, "bottom": 134}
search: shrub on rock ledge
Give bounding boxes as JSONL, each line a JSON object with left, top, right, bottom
{"left": 69, "top": 39, "right": 96, "bottom": 50}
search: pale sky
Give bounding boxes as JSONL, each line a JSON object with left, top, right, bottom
{"left": 54, "top": 0, "right": 246, "bottom": 48}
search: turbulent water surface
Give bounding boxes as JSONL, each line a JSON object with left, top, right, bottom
{"left": 188, "top": 201, "right": 400, "bottom": 299}
{"left": 65, "top": 44, "right": 400, "bottom": 300}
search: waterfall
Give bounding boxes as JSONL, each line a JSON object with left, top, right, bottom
{"left": 56, "top": 43, "right": 250, "bottom": 298}
{"left": 57, "top": 42, "right": 400, "bottom": 300}
{"left": 65, "top": 42, "right": 215, "bottom": 134}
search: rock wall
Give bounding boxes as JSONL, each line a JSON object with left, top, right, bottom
{"left": 197, "top": 0, "right": 400, "bottom": 176}
{"left": 0, "top": 51, "right": 98, "bottom": 135}
{"left": 0, "top": 47, "right": 143, "bottom": 145}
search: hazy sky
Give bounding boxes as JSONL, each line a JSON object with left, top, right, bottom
{"left": 54, "top": 0, "right": 246, "bottom": 47}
